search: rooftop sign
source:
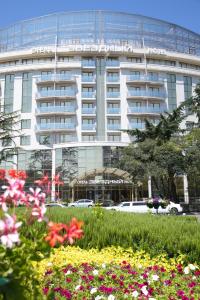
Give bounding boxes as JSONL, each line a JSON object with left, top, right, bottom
{"left": 31, "top": 44, "right": 167, "bottom": 56}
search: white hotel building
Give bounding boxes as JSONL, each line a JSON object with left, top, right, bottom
{"left": 0, "top": 11, "right": 199, "bottom": 201}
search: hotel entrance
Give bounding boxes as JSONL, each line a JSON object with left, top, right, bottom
{"left": 69, "top": 168, "right": 141, "bottom": 203}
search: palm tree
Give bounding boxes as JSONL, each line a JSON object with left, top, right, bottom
{"left": 183, "top": 84, "right": 200, "bottom": 127}
{"left": 126, "top": 105, "right": 185, "bottom": 145}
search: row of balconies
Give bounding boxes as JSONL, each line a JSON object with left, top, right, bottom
{"left": 36, "top": 121, "right": 158, "bottom": 132}
{"left": 36, "top": 90, "right": 165, "bottom": 100}
{"left": 36, "top": 106, "right": 166, "bottom": 115}
{"left": 36, "top": 74, "right": 164, "bottom": 85}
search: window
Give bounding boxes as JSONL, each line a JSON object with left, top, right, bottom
{"left": 167, "top": 74, "right": 177, "bottom": 112}
{"left": 20, "top": 136, "right": 31, "bottom": 146}
{"left": 21, "top": 119, "right": 31, "bottom": 129}
{"left": 2, "top": 138, "right": 12, "bottom": 147}
{"left": 22, "top": 72, "right": 32, "bottom": 113}
{"left": 39, "top": 135, "right": 51, "bottom": 145}
{"left": 127, "top": 57, "right": 142, "bottom": 63}
{"left": 4, "top": 74, "right": 14, "bottom": 113}
{"left": 184, "top": 76, "right": 192, "bottom": 100}
{"left": 108, "top": 135, "right": 121, "bottom": 141}
{"left": 82, "top": 135, "right": 95, "bottom": 141}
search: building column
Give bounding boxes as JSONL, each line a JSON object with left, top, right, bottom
{"left": 148, "top": 176, "right": 152, "bottom": 199}
{"left": 51, "top": 148, "right": 56, "bottom": 201}
{"left": 183, "top": 174, "right": 189, "bottom": 204}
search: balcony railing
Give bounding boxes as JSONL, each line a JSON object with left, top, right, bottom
{"left": 82, "top": 124, "right": 96, "bottom": 130}
{"left": 107, "top": 92, "right": 120, "bottom": 98}
{"left": 38, "top": 123, "right": 76, "bottom": 130}
{"left": 128, "top": 106, "right": 166, "bottom": 114}
{"left": 127, "top": 74, "right": 164, "bottom": 83}
{"left": 82, "top": 76, "right": 95, "bottom": 82}
{"left": 107, "top": 108, "right": 120, "bottom": 114}
{"left": 129, "top": 122, "right": 145, "bottom": 129}
{"left": 82, "top": 60, "right": 95, "bottom": 67}
{"left": 107, "top": 76, "right": 120, "bottom": 82}
{"left": 36, "top": 106, "right": 76, "bottom": 114}
{"left": 82, "top": 107, "right": 96, "bottom": 114}
{"left": 106, "top": 61, "right": 120, "bottom": 67}
{"left": 36, "top": 74, "right": 75, "bottom": 83}
{"left": 82, "top": 91, "right": 96, "bottom": 98}
{"left": 128, "top": 90, "right": 165, "bottom": 98}
{"left": 36, "top": 89, "right": 76, "bottom": 98}
{"left": 107, "top": 124, "right": 121, "bottom": 130}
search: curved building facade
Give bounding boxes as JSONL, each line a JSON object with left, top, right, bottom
{"left": 0, "top": 11, "right": 199, "bottom": 201}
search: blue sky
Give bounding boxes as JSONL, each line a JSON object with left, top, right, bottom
{"left": 0, "top": 0, "right": 199, "bottom": 33}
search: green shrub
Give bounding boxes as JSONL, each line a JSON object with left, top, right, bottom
{"left": 20, "top": 208, "right": 200, "bottom": 263}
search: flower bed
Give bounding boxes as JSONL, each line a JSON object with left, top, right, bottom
{"left": 39, "top": 247, "right": 200, "bottom": 299}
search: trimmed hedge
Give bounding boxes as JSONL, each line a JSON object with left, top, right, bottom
{"left": 20, "top": 208, "right": 200, "bottom": 262}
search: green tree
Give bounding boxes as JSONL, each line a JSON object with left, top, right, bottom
{"left": 126, "top": 105, "right": 185, "bottom": 145}
{"left": 0, "top": 111, "right": 20, "bottom": 165}
{"left": 183, "top": 84, "right": 200, "bottom": 127}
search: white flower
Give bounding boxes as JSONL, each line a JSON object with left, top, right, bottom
{"left": 184, "top": 267, "right": 190, "bottom": 274}
{"left": 132, "top": 290, "right": 139, "bottom": 298}
{"left": 66, "top": 270, "right": 71, "bottom": 275}
{"left": 47, "top": 262, "right": 53, "bottom": 267}
{"left": 108, "top": 295, "right": 115, "bottom": 300}
{"left": 149, "top": 298, "right": 156, "bottom": 300}
{"left": 192, "top": 276, "right": 197, "bottom": 280}
{"left": 152, "top": 274, "right": 159, "bottom": 281}
{"left": 141, "top": 285, "right": 148, "bottom": 296}
{"left": 95, "top": 296, "right": 104, "bottom": 300}
{"left": 90, "top": 288, "right": 97, "bottom": 294}
{"left": 93, "top": 269, "right": 99, "bottom": 276}
{"left": 75, "top": 285, "right": 81, "bottom": 291}
{"left": 102, "top": 263, "right": 106, "bottom": 269}
{"left": 189, "top": 264, "right": 196, "bottom": 270}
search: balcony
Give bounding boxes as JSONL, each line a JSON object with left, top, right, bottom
{"left": 106, "top": 61, "right": 120, "bottom": 67}
{"left": 36, "top": 89, "right": 76, "bottom": 99}
{"left": 127, "top": 75, "right": 164, "bottom": 84}
{"left": 82, "top": 124, "right": 96, "bottom": 130}
{"left": 37, "top": 123, "right": 76, "bottom": 131}
{"left": 107, "top": 108, "right": 120, "bottom": 114}
{"left": 127, "top": 90, "right": 165, "bottom": 99}
{"left": 36, "top": 106, "right": 76, "bottom": 115}
{"left": 82, "top": 107, "right": 96, "bottom": 114}
{"left": 82, "top": 76, "right": 95, "bottom": 83}
{"left": 107, "top": 92, "right": 120, "bottom": 98}
{"left": 82, "top": 60, "right": 95, "bottom": 67}
{"left": 129, "top": 122, "right": 145, "bottom": 129}
{"left": 107, "top": 124, "right": 121, "bottom": 130}
{"left": 82, "top": 91, "right": 96, "bottom": 99}
{"left": 107, "top": 76, "right": 120, "bottom": 83}
{"left": 36, "top": 74, "right": 75, "bottom": 84}
{"left": 128, "top": 106, "right": 166, "bottom": 114}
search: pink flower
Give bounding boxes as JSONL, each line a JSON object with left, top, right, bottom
{"left": 0, "top": 195, "right": 8, "bottom": 212}
{"left": 0, "top": 214, "right": 22, "bottom": 248}
{"left": 2, "top": 178, "right": 26, "bottom": 205}
{"left": 32, "top": 203, "right": 47, "bottom": 222}
{"left": 27, "top": 187, "right": 46, "bottom": 205}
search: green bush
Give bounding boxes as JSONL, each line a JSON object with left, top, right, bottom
{"left": 20, "top": 208, "right": 200, "bottom": 263}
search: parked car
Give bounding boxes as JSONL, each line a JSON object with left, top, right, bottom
{"left": 68, "top": 199, "right": 94, "bottom": 208}
{"left": 105, "top": 201, "right": 183, "bottom": 215}
{"left": 98, "top": 200, "right": 114, "bottom": 207}
{"left": 46, "top": 203, "right": 67, "bottom": 208}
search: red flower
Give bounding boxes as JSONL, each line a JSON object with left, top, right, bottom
{"left": 0, "top": 169, "right": 6, "bottom": 180}
{"left": 53, "top": 174, "right": 64, "bottom": 186}
{"left": 45, "top": 218, "right": 83, "bottom": 247}
{"left": 45, "top": 222, "right": 65, "bottom": 247}
{"left": 8, "top": 170, "right": 27, "bottom": 180}
{"left": 64, "top": 218, "right": 84, "bottom": 244}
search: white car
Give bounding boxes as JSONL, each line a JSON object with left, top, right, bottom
{"left": 105, "top": 201, "right": 183, "bottom": 214}
{"left": 68, "top": 199, "right": 94, "bottom": 208}
{"left": 46, "top": 203, "right": 67, "bottom": 208}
